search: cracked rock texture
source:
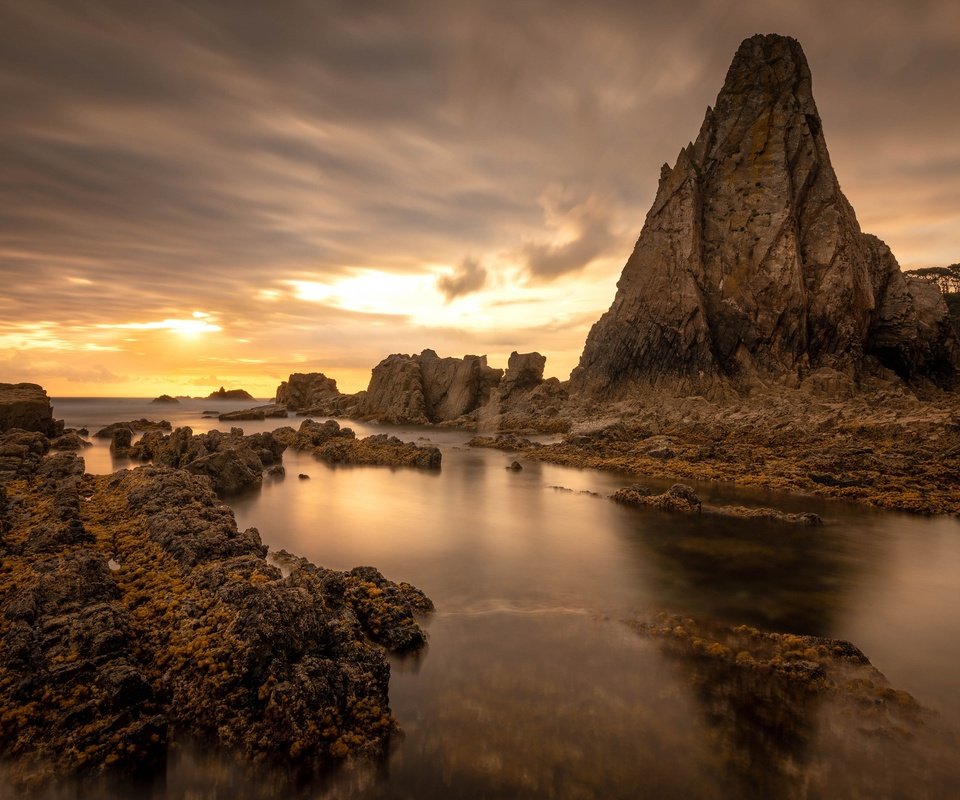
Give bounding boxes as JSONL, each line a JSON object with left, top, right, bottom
{"left": 572, "top": 34, "right": 959, "bottom": 396}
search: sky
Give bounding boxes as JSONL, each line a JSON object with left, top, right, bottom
{"left": 1, "top": 0, "right": 958, "bottom": 398}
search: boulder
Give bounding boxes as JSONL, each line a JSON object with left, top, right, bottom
{"left": 184, "top": 444, "right": 264, "bottom": 495}
{"left": 0, "top": 383, "right": 57, "bottom": 436}
{"left": 275, "top": 372, "right": 340, "bottom": 411}
{"left": 49, "top": 432, "right": 91, "bottom": 451}
{"left": 571, "top": 34, "right": 959, "bottom": 396}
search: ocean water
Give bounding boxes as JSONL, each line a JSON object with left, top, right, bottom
{"left": 25, "top": 398, "right": 960, "bottom": 798}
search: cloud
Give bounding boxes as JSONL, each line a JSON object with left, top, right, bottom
{"left": 520, "top": 186, "right": 618, "bottom": 280}
{"left": 437, "top": 256, "right": 488, "bottom": 300}
{"left": 1, "top": 0, "right": 959, "bottom": 392}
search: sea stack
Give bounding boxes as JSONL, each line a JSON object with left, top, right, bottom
{"left": 571, "top": 34, "right": 959, "bottom": 396}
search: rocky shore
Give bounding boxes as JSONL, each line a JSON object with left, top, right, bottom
{"left": 0, "top": 428, "right": 433, "bottom": 788}
{"left": 469, "top": 387, "right": 960, "bottom": 515}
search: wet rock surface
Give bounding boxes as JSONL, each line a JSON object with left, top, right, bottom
{"left": 612, "top": 483, "right": 823, "bottom": 526}
{"left": 127, "top": 427, "right": 287, "bottom": 496}
{"left": 0, "top": 383, "right": 58, "bottom": 437}
{"left": 472, "top": 392, "right": 960, "bottom": 515}
{"left": 277, "top": 419, "right": 442, "bottom": 469}
{"left": 0, "top": 432, "right": 432, "bottom": 787}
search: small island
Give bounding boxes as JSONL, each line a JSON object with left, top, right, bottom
{"left": 150, "top": 394, "right": 180, "bottom": 404}
{"left": 206, "top": 386, "right": 255, "bottom": 401}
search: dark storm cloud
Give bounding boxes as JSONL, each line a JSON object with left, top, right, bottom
{"left": 1, "top": 0, "right": 958, "bottom": 383}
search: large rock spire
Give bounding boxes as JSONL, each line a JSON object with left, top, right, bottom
{"left": 571, "top": 34, "right": 958, "bottom": 394}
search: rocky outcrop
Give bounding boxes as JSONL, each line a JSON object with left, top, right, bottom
{"left": 273, "top": 418, "right": 357, "bottom": 451}
{"left": 49, "top": 432, "right": 91, "bottom": 451}
{"left": 357, "top": 349, "right": 561, "bottom": 426}
{"left": 150, "top": 395, "right": 179, "bottom": 404}
{"left": 359, "top": 349, "right": 503, "bottom": 424}
{"left": 128, "top": 427, "right": 287, "bottom": 496}
{"left": 218, "top": 404, "right": 288, "bottom": 421}
{"left": 93, "top": 420, "right": 171, "bottom": 439}
{"left": 0, "top": 435, "right": 432, "bottom": 785}
{"left": 571, "top": 34, "right": 959, "bottom": 396}
{"left": 611, "top": 483, "right": 823, "bottom": 525}
{"left": 499, "top": 351, "right": 547, "bottom": 399}
{"left": 276, "top": 419, "right": 441, "bottom": 469}
{"left": 316, "top": 434, "right": 442, "bottom": 469}
{"left": 206, "top": 387, "right": 255, "bottom": 401}
{"left": 275, "top": 373, "right": 340, "bottom": 411}
{"left": 0, "top": 383, "right": 57, "bottom": 436}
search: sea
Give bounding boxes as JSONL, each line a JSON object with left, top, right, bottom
{"left": 18, "top": 396, "right": 960, "bottom": 799}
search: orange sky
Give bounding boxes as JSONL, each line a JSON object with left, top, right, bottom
{"left": 1, "top": 1, "right": 958, "bottom": 397}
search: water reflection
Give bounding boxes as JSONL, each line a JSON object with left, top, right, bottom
{"left": 35, "top": 399, "right": 960, "bottom": 799}
{"left": 612, "top": 506, "right": 869, "bottom": 635}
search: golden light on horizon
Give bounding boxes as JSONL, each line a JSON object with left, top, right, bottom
{"left": 95, "top": 314, "right": 223, "bottom": 337}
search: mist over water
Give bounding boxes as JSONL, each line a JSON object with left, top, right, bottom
{"left": 39, "top": 398, "right": 960, "bottom": 798}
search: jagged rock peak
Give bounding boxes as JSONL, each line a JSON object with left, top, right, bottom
{"left": 571, "top": 33, "right": 958, "bottom": 395}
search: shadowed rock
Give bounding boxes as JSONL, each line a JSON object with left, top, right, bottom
{"left": 0, "top": 383, "right": 57, "bottom": 437}
{"left": 275, "top": 373, "right": 341, "bottom": 411}
{"left": 571, "top": 34, "right": 959, "bottom": 396}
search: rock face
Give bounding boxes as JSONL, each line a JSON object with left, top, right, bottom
{"left": 572, "top": 34, "right": 959, "bottom": 396}
{"left": 360, "top": 349, "right": 503, "bottom": 424}
{"left": 500, "top": 351, "right": 547, "bottom": 399}
{"left": 275, "top": 373, "right": 340, "bottom": 411}
{"left": 0, "top": 383, "right": 57, "bottom": 436}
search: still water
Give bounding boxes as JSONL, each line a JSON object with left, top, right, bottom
{"left": 38, "top": 398, "right": 960, "bottom": 798}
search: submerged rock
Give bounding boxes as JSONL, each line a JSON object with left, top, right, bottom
{"left": 611, "top": 483, "right": 822, "bottom": 525}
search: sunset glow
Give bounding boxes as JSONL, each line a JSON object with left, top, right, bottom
{"left": 1, "top": 1, "right": 958, "bottom": 398}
